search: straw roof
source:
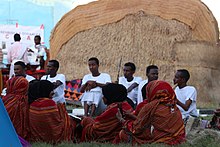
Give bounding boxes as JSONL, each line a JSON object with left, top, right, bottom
{"left": 50, "top": 0, "right": 219, "bottom": 58}
{"left": 49, "top": 0, "right": 220, "bottom": 107}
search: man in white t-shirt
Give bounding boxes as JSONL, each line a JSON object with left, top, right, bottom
{"left": 119, "top": 62, "right": 142, "bottom": 108}
{"left": 137, "top": 65, "right": 158, "bottom": 104}
{"left": 173, "top": 69, "right": 198, "bottom": 121}
{"left": 41, "top": 60, "right": 66, "bottom": 104}
{"left": 80, "top": 57, "right": 111, "bottom": 116}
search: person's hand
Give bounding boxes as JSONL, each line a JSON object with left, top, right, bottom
{"left": 53, "top": 80, "right": 62, "bottom": 89}
{"left": 85, "top": 84, "right": 93, "bottom": 91}
{"left": 116, "top": 108, "right": 125, "bottom": 123}
{"left": 124, "top": 110, "right": 137, "bottom": 120}
{"left": 28, "top": 48, "right": 34, "bottom": 53}
{"left": 85, "top": 81, "right": 96, "bottom": 91}
{"left": 127, "top": 87, "right": 133, "bottom": 93}
{"left": 87, "top": 81, "right": 96, "bottom": 87}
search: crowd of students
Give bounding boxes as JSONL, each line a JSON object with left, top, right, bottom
{"left": 0, "top": 56, "right": 199, "bottom": 145}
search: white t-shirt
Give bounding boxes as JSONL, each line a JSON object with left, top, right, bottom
{"left": 137, "top": 79, "right": 148, "bottom": 104}
{"left": 175, "top": 86, "right": 198, "bottom": 119}
{"left": 41, "top": 74, "right": 66, "bottom": 103}
{"left": 28, "top": 44, "right": 46, "bottom": 65}
{"left": 25, "top": 74, "right": 35, "bottom": 82}
{"left": 119, "top": 76, "right": 142, "bottom": 104}
{"left": 82, "top": 73, "right": 111, "bottom": 92}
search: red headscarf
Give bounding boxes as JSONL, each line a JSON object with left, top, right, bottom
{"left": 146, "top": 80, "right": 176, "bottom": 104}
{"left": 130, "top": 80, "right": 185, "bottom": 145}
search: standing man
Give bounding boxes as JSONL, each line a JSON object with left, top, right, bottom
{"left": 119, "top": 62, "right": 142, "bottom": 108}
{"left": 80, "top": 57, "right": 111, "bottom": 117}
{"left": 173, "top": 69, "right": 198, "bottom": 122}
{"left": 28, "top": 35, "right": 46, "bottom": 70}
{"left": 41, "top": 60, "right": 66, "bottom": 104}
{"left": 7, "top": 33, "right": 29, "bottom": 78}
{"left": 137, "top": 65, "right": 159, "bottom": 104}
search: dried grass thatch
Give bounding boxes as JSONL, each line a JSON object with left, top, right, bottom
{"left": 50, "top": 0, "right": 219, "bottom": 58}
{"left": 50, "top": 0, "right": 220, "bottom": 107}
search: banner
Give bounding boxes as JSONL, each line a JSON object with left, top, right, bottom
{"left": 0, "top": 24, "right": 44, "bottom": 64}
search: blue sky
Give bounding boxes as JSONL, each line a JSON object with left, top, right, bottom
{"left": 0, "top": 0, "right": 74, "bottom": 48}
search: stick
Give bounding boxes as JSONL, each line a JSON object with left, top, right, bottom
{"left": 116, "top": 57, "right": 122, "bottom": 84}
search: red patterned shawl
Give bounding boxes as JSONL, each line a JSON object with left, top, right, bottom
{"left": 81, "top": 101, "right": 133, "bottom": 143}
{"left": 29, "top": 98, "right": 76, "bottom": 144}
{"left": 2, "top": 76, "right": 29, "bottom": 139}
{"left": 120, "top": 80, "right": 185, "bottom": 145}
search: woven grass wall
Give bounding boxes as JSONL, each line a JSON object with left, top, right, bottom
{"left": 50, "top": 0, "right": 220, "bottom": 107}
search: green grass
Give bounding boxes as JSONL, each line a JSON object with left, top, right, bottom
{"left": 31, "top": 134, "right": 220, "bottom": 147}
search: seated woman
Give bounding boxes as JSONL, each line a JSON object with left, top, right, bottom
{"left": 81, "top": 83, "right": 133, "bottom": 143}
{"left": 2, "top": 76, "right": 29, "bottom": 140}
{"left": 28, "top": 80, "right": 76, "bottom": 144}
{"left": 117, "top": 80, "right": 185, "bottom": 145}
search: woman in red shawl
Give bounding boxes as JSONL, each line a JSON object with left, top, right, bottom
{"left": 81, "top": 83, "right": 133, "bottom": 143}
{"left": 2, "top": 76, "right": 29, "bottom": 139}
{"left": 28, "top": 80, "right": 76, "bottom": 144}
{"left": 117, "top": 80, "right": 185, "bottom": 145}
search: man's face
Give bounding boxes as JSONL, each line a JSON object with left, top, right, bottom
{"left": 46, "top": 62, "right": 57, "bottom": 75}
{"left": 173, "top": 71, "right": 183, "bottom": 85}
{"left": 123, "top": 66, "right": 134, "bottom": 79}
{"left": 88, "top": 60, "right": 99, "bottom": 73}
{"left": 147, "top": 68, "right": 158, "bottom": 82}
{"left": 14, "top": 65, "right": 25, "bottom": 76}
{"left": 34, "top": 37, "right": 40, "bottom": 45}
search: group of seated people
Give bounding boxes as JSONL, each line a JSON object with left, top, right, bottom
{"left": 80, "top": 58, "right": 198, "bottom": 120}
{"left": 0, "top": 57, "right": 199, "bottom": 145}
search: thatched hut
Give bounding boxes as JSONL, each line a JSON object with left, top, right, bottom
{"left": 50, "top": 0, "right": 220, "bottom": 107}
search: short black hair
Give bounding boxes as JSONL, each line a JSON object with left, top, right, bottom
{"left": 177, "top": 69, "right": 190, "bottom": 82}
{"left": 124, "top": 62, "right": 136, "bottom": 71}
{"left": 34, "top": 35, "right": 41, "bottom": 40}
{"left": 88, "top": 57, "right": 99, "bottom": 65}
{"left": 14, "top": 61, "right": 26, "bottom": 69}
{"left": 14, "top": 33, "right": 21, "bottom": 41}
{"left": 102, "top": 83, "right": 127, "bottom": 105}
{"left": 49, "top": 60, "right": 59, "bottom": 69}
{"left": 146, "top": 65, "right": 158, "bottom": 74}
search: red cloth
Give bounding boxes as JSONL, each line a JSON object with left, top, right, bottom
{"left": 81, "top": 101, "right": 133, "bottom": 143}
{"left": 2, "top": 77, "right": 29, "bottom": 139}
{"left": 26, "top": 69, "right": 45, "bottom": 80}
{"left": 29, "top": 98, "right": 76, "bottom": 144}
{"left": 119, "top": 80, "right": 185, "bottom": 145}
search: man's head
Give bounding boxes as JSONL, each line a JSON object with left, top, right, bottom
{"left": 14, "top": 61, "right": 26, "bottom": 76}
{"left": 173, "top": 69, "right": 190, "bottom": 85}
{"left": 146, "top": 65, "right": 159, "bottom": 82}
{"left": 46, "top": 60, "right": 59, "bottom": 75}
{"left": 34, "top": 35, "right": 41, "bottom": 45}
{"left": 102, "top": 83, "right": 127, "bottom": 105}
{"left": 123, "top": 62, "right": 136, "bottom": 79}
{"left": 88, "top": 57, "right": 99, "bottom": 74}
{"left": 14, "top": 33, "right": 21, "bottom": 42}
